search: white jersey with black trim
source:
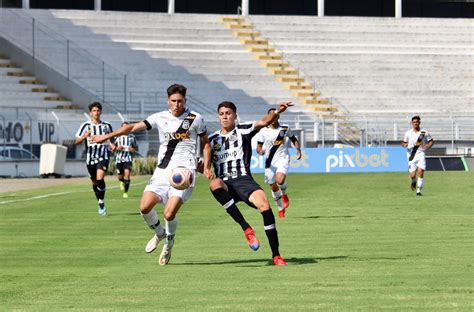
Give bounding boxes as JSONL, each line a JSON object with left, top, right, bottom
{"left": 209, "top": 122, "right": 259, "bottom": 180}
{"left": 403, "top": 128, "right": 433, "bottom": 158}
{"left": 256, "top": 124, "right": 296, "bottom": 167}
{"left": 75, "top": 120, "right": 113, "bottom": 165}
{"left": 144, "top": 108, "right": 207, "bottom": 170}
{"left": 115, "top": 134, "right": 137, "bottom": 163}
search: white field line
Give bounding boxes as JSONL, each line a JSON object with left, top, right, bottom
{"left": 0, "top": 181, "right": 147, "bottom": 206}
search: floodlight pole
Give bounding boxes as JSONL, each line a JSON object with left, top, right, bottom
{"left": 241, "top": 0, "right": 249, "bottom": 16}
{"left": 22, "top": 0, "right": 30, "bottom": 9}
{"left": 94, "top": 0, "right": 101, "bottom": 11}
{"left": 168, "top": 0, "right": 175, "bottom": 14}
{"left": 395, "top": 0, "right": 402, "bottom": 18}
{"left": 318, "top": 0, "right": 325, "bottom": 17}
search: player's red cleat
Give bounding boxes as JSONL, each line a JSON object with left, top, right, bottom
{"left": 244, "top": 227, "right": 260, "bottom": 251}
{"left": 272, "top": 255, "right": 288, "bottom": 266}
{"left": 281, "top": 194, "right": 289, "bottom": 209}
{"left": 278, "top": 209, "right": 286, "bottom": 219}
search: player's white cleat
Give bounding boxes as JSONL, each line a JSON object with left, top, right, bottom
{"left": 159, "top": 238, "right": 174, "bottom": 266}
{"left": 145, "top": 231, "right": 166, "bottom": 253}
{"left": 122, "top": 193, "right": 128, "bottom": 199}
{"left": 98, "top": 203, "right": 107, "bottom": 216}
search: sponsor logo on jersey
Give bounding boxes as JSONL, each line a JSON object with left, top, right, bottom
{"left": 273, "top": 139, "right": 284, "bottom": 146}
{"left": 213, "top": 143, "right": 221, "bottom": 150}
{"left": 164, "top": 132, "right": 190, "bottom": 141}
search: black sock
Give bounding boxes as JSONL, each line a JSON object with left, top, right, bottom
{"left": 92, "top": 185, "right": 100, "bottom": 200}
{"left": 124, "top": 179, "right": 130, "bottom": 192}
{"left": 262, "top": 209, "right": 280, "bottom": 258}
{"left": 96, "top": 179, "right": 106, "bottom": 201}
{"left": 211, "top": 188, "right": 250, "bottom": 231}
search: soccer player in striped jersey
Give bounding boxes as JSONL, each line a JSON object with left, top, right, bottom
{"left": 114, "top": 122, "right": 137, "bottom": 199}
{"left": 401, "top": 116, "right": 434, "bottom": 196}
{"left": 75, "top": 102, "right": 115, "bottom": 216}
{"left": 91, "top": 84, "right": 210, "bottom": 265}
{"left": 256, "top": 108, "right": 302, "bottom": 218}
{"left": 203, "top": 101, "right": 293, "bottom": 266}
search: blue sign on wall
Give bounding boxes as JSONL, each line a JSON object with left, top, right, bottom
{"left": 250, "top": 147, "right": 407, "bottom": 173}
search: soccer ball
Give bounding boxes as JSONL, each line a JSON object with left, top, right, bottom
{"left": 169, "top": 167, "right": 193, "bottom": 190}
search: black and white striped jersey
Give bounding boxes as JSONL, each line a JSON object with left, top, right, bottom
{"left": 114, "top": 134, "right": 137, "bottom": 163}
{"left": 256, "top": 124, "right": 296, "bottom": 168}
{"left": 75, "top": 120, "right": 114, "bottom": 165}
{"left": 209, "top": 122, "right": 259, "bottom": 180}
{"left": 144, "top": 108, "right": 207, "bottom": 170}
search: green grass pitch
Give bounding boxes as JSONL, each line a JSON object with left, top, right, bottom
{"left": 1, "top": 172, "right": 472, "bottom": 311}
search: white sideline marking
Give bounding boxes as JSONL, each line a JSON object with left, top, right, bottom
{"left": 0, "top": 181, "right": 147, "bottom": 206}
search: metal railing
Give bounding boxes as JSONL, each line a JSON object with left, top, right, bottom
{"left": 0, "top": 8, "right": 126, "bottom": 112}
{"left": 236, "top": 12, "right": 362, "bottom": 146}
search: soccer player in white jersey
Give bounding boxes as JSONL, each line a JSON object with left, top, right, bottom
{"left": 203, "top": 101, "right": 293, "bottom": 266}
{"left": 401, "top": 116, "right": 434, "bottom": 196}
{"left": 91, "top": 84, "right": 210, "bottom": 265}
{"left": 114, "top": 121, "right": 138, "bottom": 199}
{"left": 256, "top": 108, "right": 302, "bottom": 218}
{"left": 75, "top": 102, "right": 115, "bottom": 216}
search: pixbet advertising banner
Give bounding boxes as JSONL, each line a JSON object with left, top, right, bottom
{"left": 250, "top": 147, "right": 407, "bottom": 173}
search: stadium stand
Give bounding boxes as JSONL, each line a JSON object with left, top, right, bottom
{"left": 0, "top": 8, "right": 472, "bottom": 143}
{"left": 0, "top": 54, "right": 77, "bottom": 109}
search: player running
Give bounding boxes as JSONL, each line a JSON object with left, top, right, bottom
{"left": 401, "top": 116, "right": 434, "bottom": 196}
{"left": 75, "top": 102, "right": 115, "bottom": 216}
{"left": 256, "top": 108, "right": 302, "bottom": 218}
{"left": 91, "top": 84, "right": 209, "bottom": 265}
{"left": 114, "top": 122, "right": 138, "bottom": 199}
{"left": 203, "top": 101, "right": 293, "bottom": 266}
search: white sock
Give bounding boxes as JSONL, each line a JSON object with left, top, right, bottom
{"left": 98, "top": 199, "right": 104, "bottom": 204}
{"left": 165, "top": 218, "right": 178, "bottom": 245}
{"left": 417, "top": 178, "right": 424, "bottom": 193}
{"left": 278, "top": 181, "right": 288, "bottom": 194}
{"left": 271, "top": 189, "right": 284, "bottom": 210}
{"left": 141, "top": 209, "right": 165, "bottom": 237}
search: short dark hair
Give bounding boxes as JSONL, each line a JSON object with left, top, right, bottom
{"left": 88, "top": 102, "right": 102, "bottom": 111}
{"left": 411, "top": 115, "right": 421, "bottom": 122}
{"left": 217, "top": 101, "right": 237, "bottom": 113}
{"left": 167, "top": 84, "right": 187, "bottom": 97}
{"left": 267, "top": 108, "right": 276, "bottom": 114}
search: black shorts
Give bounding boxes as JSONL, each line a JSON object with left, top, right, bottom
{"left": 116, "top": 161, "right": 132, "bottom": 175}
{"left": 86, "top": 159, "right": 109, "bottom": 180}
{"left": 224, "top": 175, "right": 263, "bottom": 209}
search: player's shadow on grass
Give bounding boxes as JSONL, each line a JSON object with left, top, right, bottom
{"left": 303, "top": 215, "right": 355, "bottom": 219}
{"left": 106, "top": 212, "right": 141, "bottom": 217}
{"left": 175, "top": 256, "right": 347, "bottom": 266}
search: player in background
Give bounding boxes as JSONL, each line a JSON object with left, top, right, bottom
{"left": 75, "top": 102, "right": 115, "bottom": 216}
{"left": 401, "top": 116, "right": 434, "bottom": 196}
{"left": 114, "top": 121, "right": 138, "bottom": 198}
{"left": 203, "top": 101, "right": 293, "bottom": 266}
{"left": 256, "top": 108, "right": 302, "bottom": 218}
{"left": 91, "top": 84, "right": 209, "bottom": 265}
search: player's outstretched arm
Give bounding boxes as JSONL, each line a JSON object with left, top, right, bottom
{"left": 254, "top": 101, "right": 293, "bottom": 131}
{"left": 290, "top": 137, "right": 302, "bottom": 160}
{"left": 202, "top": 136, "right": 214, "bottom": 180}
{"left": 91, "top": 122, "right": 146, "bottom": 144}
{"left": 75, "top": 129, "right": 91, "bottom": 145}
{"left": 423, "top": 139, "right": 434, "bottom": 151}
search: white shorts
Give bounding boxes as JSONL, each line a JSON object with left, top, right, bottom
{"left": 408, "top": 153, "right": 426, "bottom": 172}
{"left": 264, "top": 156, "right": 289, "bottom": 184}
{"left": 144, "top": 167, "right": 195, "bottom": 204}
